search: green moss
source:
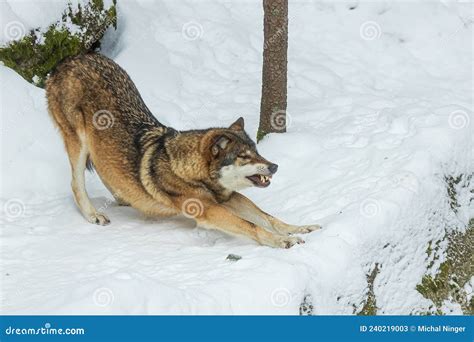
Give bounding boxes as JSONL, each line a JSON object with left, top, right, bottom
{"left": 416, "top": 218, "right": 473, "bottom": 314}
{"left": 416, "top": 173, "right": 473, "bottom": 315}
{"left": 445, "top": 175, "right": 463, "bottom": 212}
{"left": 256, "top": 129, "right": 267, "bottom": 143}
{"left": 0, "top": 0, "right": 117, "bottom": 88}
{"left": 357, "top": 263, "right": 379, "bottom": 315}
{"left": 426, "top": 240, "right": 433, "bottom": 256}
{"left": 299, "top": 294, "right": 314, "bottom": 316}
{"left": 426, "top": 240, "right": 441, "bottom": 269}
{"left": 0, "top": 28, "right": 82, "bottom": 88}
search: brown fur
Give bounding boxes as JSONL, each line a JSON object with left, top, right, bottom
{"left": 45, "top": 53, "right": 320, "bottom": 248}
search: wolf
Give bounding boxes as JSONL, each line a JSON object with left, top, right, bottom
{"left": 45, "top": 53, "right": 320, "bottom": 248}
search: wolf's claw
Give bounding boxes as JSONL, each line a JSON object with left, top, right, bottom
{"left": 89, "top": 213, "right": 111, "bottom": 226}
{"left": 276, "top": 236, "right": 304, "bottom": 249}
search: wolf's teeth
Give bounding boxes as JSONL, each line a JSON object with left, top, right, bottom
{"left": 260, "top": 175, "right": 264, "bottom": 182}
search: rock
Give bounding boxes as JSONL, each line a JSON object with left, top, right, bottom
{"left": 226, "top": 254, "right": 242, "bottom": 261}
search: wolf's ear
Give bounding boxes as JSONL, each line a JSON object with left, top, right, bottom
{"left": 211, "top": 135, "right": 231, "bottom": 156}
{"left": 229, "top": 117, "right": 244, "bottom": 131}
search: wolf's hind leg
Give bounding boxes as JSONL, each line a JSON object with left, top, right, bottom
{"left": 66, "top": 134, "right": 110, "bottom": 225}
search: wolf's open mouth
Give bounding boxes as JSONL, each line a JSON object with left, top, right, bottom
{"left": 246, "top": 174, "right": 272, "bottom": 188}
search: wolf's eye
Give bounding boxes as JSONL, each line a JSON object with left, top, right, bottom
{"left": 238, "top": 154, "right": 250, "bottom": 160}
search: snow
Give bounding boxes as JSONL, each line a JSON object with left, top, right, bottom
{"left": 0, "top": 0, "right": 116, "bottom": 45}
{"left": 1, "top": 0, "right": 472, "bottom": 315}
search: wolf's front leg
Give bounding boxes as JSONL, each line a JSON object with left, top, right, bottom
{"left": 223, "top": 192, "right": 321, "bottom": 235}
{"left": 179, "top": 198, "right": 303, "bottom": 248}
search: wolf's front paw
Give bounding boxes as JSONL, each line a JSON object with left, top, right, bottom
{"left": 292, "top": 224, "right": 322, "bottom": 234}
{"left": 88, "top": 213, "right": 111, "bottom": 226}
{"left": 276, "top": 236, "right": 305, "bottom": 249}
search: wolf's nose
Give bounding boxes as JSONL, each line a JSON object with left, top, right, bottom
{"left": 268, "top": 163, "right": 278, "bottom": 174}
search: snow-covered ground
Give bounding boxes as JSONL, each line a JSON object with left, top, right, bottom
{"left": 1, "top": 0, "right": 472, "bottom": 314}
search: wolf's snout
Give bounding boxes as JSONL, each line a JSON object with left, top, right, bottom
{"left": 268, "top": 163, "right": 278, "bottom": 174}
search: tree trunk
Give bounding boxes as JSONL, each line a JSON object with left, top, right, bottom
{"left": 257, "top": 0, "right": 288, "bottom": 142}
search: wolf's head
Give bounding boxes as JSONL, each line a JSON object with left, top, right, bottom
{"left": 201, "top": 117, "right": 278, "bottom": 191}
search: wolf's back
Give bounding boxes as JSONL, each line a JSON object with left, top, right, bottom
{"left": 46, "top": 53, "right": 162, "bottom": 128}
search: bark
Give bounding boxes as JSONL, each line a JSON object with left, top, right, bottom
{"left": 257, "top": 0, "right": 288, "bottom": 142}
